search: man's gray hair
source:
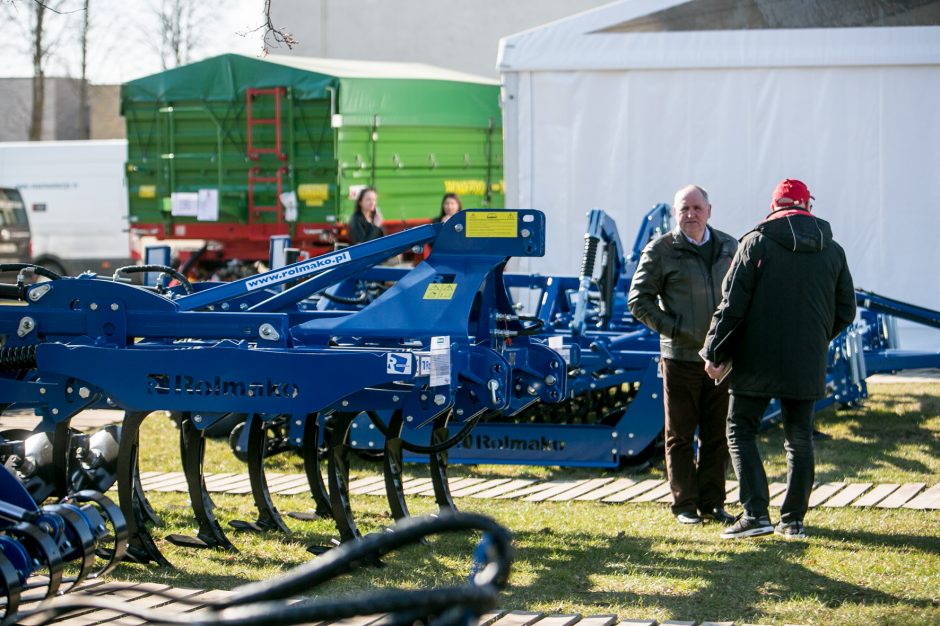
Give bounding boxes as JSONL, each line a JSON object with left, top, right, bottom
{"left": 674, "top": 184, "right": 709, "bottom": 206}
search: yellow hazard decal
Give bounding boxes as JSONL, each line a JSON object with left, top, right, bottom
{"left": 139, "top": 185, "right": 156, "bottom": 199}
{"left": 423, "top": 283, "right": 458, "bottom": 300}
{"left": 466, "top": 212, "right": 517, "bottom": 238}
{"left": 298, "top": 183, "right": 329, "bottom": 206}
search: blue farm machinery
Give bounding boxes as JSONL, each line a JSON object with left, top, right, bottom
{"left": 1, "top": 203, "right": 939, "bottom": 622}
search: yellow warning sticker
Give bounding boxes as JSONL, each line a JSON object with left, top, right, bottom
{"left": 138, "top": 185, "right": 156, "bottom": 199}
{"left": 423, "top": 283, "right": 458, "bottom": 300}
{"left": 466, "top": 212, "right": 517, "bottom": 238}
{"left": 298, "top": 183, "right": 329, "bottom": 207}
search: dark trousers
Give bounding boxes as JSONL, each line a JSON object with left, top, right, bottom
{"left": 661, "top": 358, "right": 730, "bottom": 515}
{"left": 728, "top": 394, "right": 815, "bottom": 523}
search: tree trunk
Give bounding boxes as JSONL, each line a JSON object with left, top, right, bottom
{"left": 79, "top": 0, "right": 91, "bottom": 139}
{"left": 29, "top": 3, "right": 47, "bottom": 141}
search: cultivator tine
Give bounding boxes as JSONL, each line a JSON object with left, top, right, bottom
{"left": 301, "top": 413, "right": 332, "bottom": 518}
{"left": 63, "top": 490, "right": 129, "bottom": 579}
{"left": 230, "top": 414, "right": 292, "bottom": 535}
{"left": 382, "top": 411, "right": 410, "bottom": 521}
{"left": 5, "top": 521, "right": 64, "bottom": 599}
{"left": 324, "top": 412, "right": 360, "bottom": 545}
{"left": 133, "top": 464, "right": 162, "bottom": 527}
{"left": 166, "top": 415, "right": 237, "bottom": 552}
{"left": 42, "top": 503, "right": 97, "bottom": 593}
{"left": 428, "top": 413, "right": 456, "bottom": 512}
{"left": 0, "top": 552, "right": 22, "bottom": 624}
{"left": 116, "top": 410, "right": 171, "bottom": 567}
{"left": 52, "top": 421, "right": 71, "bottom": 499}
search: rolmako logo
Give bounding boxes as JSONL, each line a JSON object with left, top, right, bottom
{"left": 147, "top": 374, "right": 299, "bottom": 399}
{"left": 244, "top": 250, "right": 351, "bottom": 291}
{"left": 459, "top": 434, "right": 566, "bottom": 452}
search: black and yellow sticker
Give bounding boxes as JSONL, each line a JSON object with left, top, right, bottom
{"left": 466, "top": 212, "right": 517, "bottom": 238}
{"left": 423, "top": 283, "right": 458, "bottom": 300}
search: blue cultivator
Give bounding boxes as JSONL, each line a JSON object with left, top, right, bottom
{"left": 0, "top": 209, "right": 565, "bottom": 566}
{"left": 0, "top": 464, "right": 127, "bottom": 621}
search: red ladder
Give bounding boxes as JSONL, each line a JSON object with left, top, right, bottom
{"left": 248, "top": 166, "right": 287, "bottom": 228}
{"left": 246, "top": 87, "right": 287, "bottom": 161}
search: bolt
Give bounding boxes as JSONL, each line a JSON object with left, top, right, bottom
{"left": 221, "top": 302, "right": 230, "bottom": 310}
{"left": 52, "top": 408, "right": 59, "bottom": 415}
{"left": 90, "top": 303, "right": 98, "bottom": 310}
{"left": 454, "top": 224, "right": 464, "bottom": 233}
{"left": 392, "top": 395, "right": 400, "bottom": 402}
{"left": 545, "top": 375, "right": 556, "bottom": 385}
{"left": 295, "top": 420, "right": 302, "bottom": 426}
{"left": 351, "top": 440, "right": 358, "bottom": 446}
{"left": 248, "top": 390, "right": 254, "bottom": 397}
{"left": 368, "top": 441, "right": 375, "bottom": 448}
{"left": 295, "top": 438, "right": 302, "bottom": 444}
{"left": 67, "top": 386, "right": 73, "bottom": 394}
{"left": 612, "top": 432, "right": 618, "bottom": 438}
{"left": 651, "top": 393, "right": 658, "bottom": 399}
{"left": 521, "top": 228, "right": 531, "bottom": 237}
{"left": 342, "top": 400, "right": 349, "bottom": 407}
{"left": 527, "top": 385, "right": 537, "bottom": 396}
{"left": 79, "top": 387, "right": 90, "bottom": 399}
{"left": 405, "top": 415, "right": 413, "bottom": 422}
{"left": 611, "top": 448, "right": 617, "bottom": 455}
{"left": 28, "top": 284, "right": 51, "bottom": 301}
{"left": 606, "top": 358, "right": 613, "bottom": 365}
{"left": 369, "top": 423, "right": 375, "bottom": 430}
{"left": 39, "top": 387, "right": 46, "bottom": 395}
{"left": 456, "top": 408, "right": 464, "bottom": 416}
{"left": 110, "top": 303, "right": 119, "bottom": 311}
{"left": 193, "top": 415, "right": 202, "bottom": 423}
{"left": 628, "top": 433, "right": 635, "bottom": 439}
{"left": 259, "top": 323, "right": 280, "bottom": 341}
{"left": 240, "top": 303, "right": 249, "bottom": 310}
{"left": 433, "top": 394, "right": 446, "bottom": 406}
{"left": 352, "top": 423, "right": 358, "bottom": 429}
{"left": 420, "top": 394, "right": 428, "bottom": 401}
{"left": 590, "top": 383, "right": 596, "bottom": 389}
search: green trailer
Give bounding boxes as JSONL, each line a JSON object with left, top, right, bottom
{"left": 121, "top": 54, "right": 503, "bottom": 271}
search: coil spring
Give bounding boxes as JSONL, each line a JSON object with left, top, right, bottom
{"left": 580, "top": 236, "right": 599, "bottom": 279}
{"left": 0, "top": 345, "right": 38, "bottom": 372}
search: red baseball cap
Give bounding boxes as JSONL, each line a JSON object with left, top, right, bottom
{"left": 771, "top": 179, "right": 813, "bottom": 211}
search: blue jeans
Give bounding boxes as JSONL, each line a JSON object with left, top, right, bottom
{"left": 727, "top": 394, "right": 815, "bottom": 523}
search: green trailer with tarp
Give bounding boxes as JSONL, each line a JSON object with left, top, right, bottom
{"left": 121, "top": 53, "right": 503, "bottom": 272}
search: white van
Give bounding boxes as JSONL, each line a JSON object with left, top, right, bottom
{"left": 0, "top": 140, "right": 132, "bottom": 277}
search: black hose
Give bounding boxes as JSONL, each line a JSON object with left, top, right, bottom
{"left": 15, "top": 511, "right": 513, "bottom": 626}
{"left": 365, "top": 410, "right": 483, "bottom": 454}
{"left": 317, "top": 290, "right": 371, "bottom": 306}
{"left": 0, "top": 263, "right": 62, "bottom": 281}
{"left": 112, "top": 265, "right": 194, "bottom": 294}
{"left": 515, "top": 316, "right": 545, "bottom": 336}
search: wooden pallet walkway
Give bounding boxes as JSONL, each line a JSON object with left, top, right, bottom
{"left": 9, "top": 580, "right": 802, "bottom": 626}
{"left": 121, "top": 472, "right": 940, "bottom": 510}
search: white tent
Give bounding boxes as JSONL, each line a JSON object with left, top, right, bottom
{"left": 498, "top": 0, "right": 940, "bottom": 347}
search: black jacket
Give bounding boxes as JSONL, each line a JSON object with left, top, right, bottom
{"left": 628, "top": 226, "right": 738, "bottom": 361}
{"left": 700, "top": 210, "right": 856, "bottom": 400}
{"left": 348, "top": 211, "right": 384, "bottom": 245}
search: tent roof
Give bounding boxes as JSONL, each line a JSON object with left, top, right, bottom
{"left": 498, "top": 0, "right": 940, "bottom": 72}
{"left": 121, "top": 54, "right": 500, "bottom": 127}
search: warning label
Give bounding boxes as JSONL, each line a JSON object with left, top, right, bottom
{"left": 423, "top": 283, "right": 458, "bottom": 300}
{"left": 466, "top": 212, "right": 517, "bottom": 238}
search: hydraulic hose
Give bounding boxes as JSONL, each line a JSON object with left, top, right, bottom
{"left": 112, "top": 265, "right": 194, "bottom": 294}
{"left": 0, "top": 263, "right": 62, "bottom": 281}
{"left": 365, "top": 410, "right": 483, "bottom": 454}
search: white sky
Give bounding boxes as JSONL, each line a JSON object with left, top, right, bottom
{"left": 1, "top": 0, "right": 272, "bottom": 84}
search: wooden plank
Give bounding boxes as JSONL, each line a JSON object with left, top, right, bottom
{"left": 700, "top": 622, "right": 735, "bottom": 626}
{"left": 575, "top": 478, "right": 637, "bottom": 502}
{"left": 494, "top": 482, "right": 562, "bottom": 500}
{"left": 767, "top": 482, "right": 791, "bottom": 507}
{"left": 660, "top": 621, "right": 695, "bottom": 626}
{"left": 359, "top": 477, "right": 425, "bottom": 497}
{"left": 414, "top": 477, "right": 486, "bottom": 497}
{"left": 822, "top": 482, "right": 873, "bottom": 508}
{"left": 527, "top": 615, "right": 582, "bottom": 626}
{"left": 487, "top": 611, "right": 544, "bottom": 626}
{"left": 203, "top": 473, "right": 253, "bottom": 491}
{"left": 108, "top": 587, "right": 210, "bottom": 625}
{"left": 902, "top": 483, "right": 940, "bottom": 509}
{"left": 616, "top": 621, "right": 657, "bottom": 626}
{"left": 808, "top": 482, "right": 845, "bottom": 508}
{"left": 347, "top": 476, "right": 387, "bottom": 493}
{"left": 524, "top": 480, "right": 590, "bottom": 502}
{"left": 267, "top": 474, "right": 315, "bottom": 494}
{"left": 630, "top": 481, "right": 674, "bottom": 503}
{"left": 478, "top": 611, "right": 508, "bottom": 626}
{"left": 228, "top": 473, "right": 286, "bottom": 495}
{"left": 602, "top": 479, "right": 663, "bottom": 503}
{"left": 137, "top": 472, "right": 177, "bottom": 488}
{"left": 322, "top": 613, "right": 386, "bottom": 626}
{"left": 201, "top": 473, "right": 239, "bottom": 489}
{"left": 853, "top": 483, "right": 900, "bottom": 507}
{"left": 38, "top": 583, "right": 158, "bottom": 626}
{"left": 402, "top": 479, "right": 436, "bottom": 495}
{"left": 573, "top": 615, "right": 617, "bottom": 626}
{"left": 450, "top": 478, "right": 513, "bottom": 498}
{"left": 143, "top": 474, "right": 191, "bottom": 492}
{"left": 471, "top": 479, "right": 538, "bottom": 499}
{"left": 876, "top": 482, "right": 926, "bottom": 509}
{"left": 547, "top": 478, "right": 616, "bottom": 502}
{"left": 279, "top": 481, "right": 321, "bottom": 496}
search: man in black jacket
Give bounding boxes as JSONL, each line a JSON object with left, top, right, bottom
{"left": 629, "top": 185, "right": 738, "bottom": 526}
{"left": 701, "top": 179, "right": 856, "bottom": 540}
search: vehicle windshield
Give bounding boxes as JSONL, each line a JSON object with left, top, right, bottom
{"left": 0, "top": 188, "right": 28, "bottom": 227}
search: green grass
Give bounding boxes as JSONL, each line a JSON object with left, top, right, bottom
{"left": 118, "top": 382, "right": 940, "bottom": 625}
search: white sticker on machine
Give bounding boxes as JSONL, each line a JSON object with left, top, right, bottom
{"left": 429, "top": 336, "right": 451, "bottom": 387}
{"left": 547, "top": 334, "right": 571, "bottom": 364}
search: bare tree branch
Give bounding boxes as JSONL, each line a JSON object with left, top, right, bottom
{"left": 239, "top": 0, "right": 297, "bottom": 54}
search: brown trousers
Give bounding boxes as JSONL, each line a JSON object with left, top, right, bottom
{"left": 661, "top": 358, "right": 730, "bottom": 515}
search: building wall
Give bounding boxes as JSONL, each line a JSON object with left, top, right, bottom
{"left": 268, "top": 0, "right": 612, "bottom": 78}
{"left": 90, "top": 85, "right": 125, "bottom": 139}
{"left": 0, "top": 77, "right": 123, "bottom": 141}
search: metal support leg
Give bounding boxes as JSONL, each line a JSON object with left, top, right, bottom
{"left": 116, "top": 410, "right": 171, "bottom": 566}
{"left": 165, "top": 414, "right": 237, "bottom": 552}
{"left": 429, "top": 412, "right": 456, "bottom": 512}
{"left": 296, "top": 412, "right": 332, "bottom": 518}
{"left": 324, "top": 412, "right": 359, "bottom": 544}
{"left": 383, "top": 411, "right": 410, "bottom": 521}
{"left": 230, "top": 414, "right": 292, "bottom": 535}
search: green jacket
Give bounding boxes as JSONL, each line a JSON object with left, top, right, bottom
{"left": 628, "top": 226, "right": 738, "bottom": 362}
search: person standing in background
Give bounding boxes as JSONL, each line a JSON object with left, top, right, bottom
{"left": 348, "top": 187, "right": 384, "bottom": 244}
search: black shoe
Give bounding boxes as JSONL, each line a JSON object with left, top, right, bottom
{"left": 675, "top": 511, "right": 702, "bottom": 525}
{"left": 774, "top": 520, "right": 807, "bottom": 539}
{"left": 700, "top": 506, "right": 736, "bottom": 526}
{"left": 720, "top": 514, "right": 773, "bottom": 539}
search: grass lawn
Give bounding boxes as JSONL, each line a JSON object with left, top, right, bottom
{"left": 118, "top": 382, "right": 940, "bottom": 625}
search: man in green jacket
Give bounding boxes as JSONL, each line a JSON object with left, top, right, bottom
{"left": 628, "top": 185, "right": 737, "bottom": 525}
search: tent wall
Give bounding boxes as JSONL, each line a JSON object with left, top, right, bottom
{"left": 501, "top": 38, "right": 940, "bottom": 328}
